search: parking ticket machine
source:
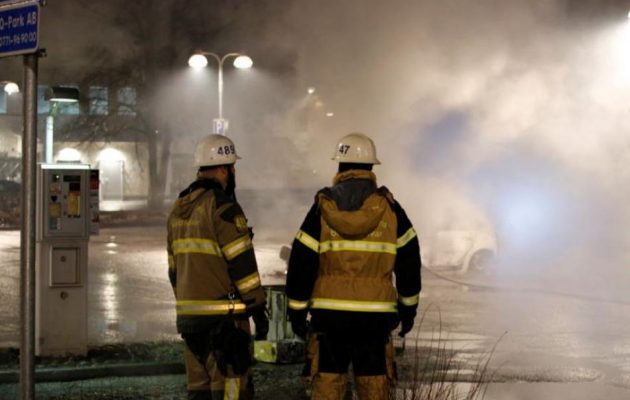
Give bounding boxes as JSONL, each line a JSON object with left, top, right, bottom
{"left": 36, "top": 164, "right": 91, "bottom": 356}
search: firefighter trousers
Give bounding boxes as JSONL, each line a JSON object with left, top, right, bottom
{"left": 183, "top": 319, "right": 253, "bottom": 400}
{"left": 304, "top": 333, "right": 396, "bottom": 400}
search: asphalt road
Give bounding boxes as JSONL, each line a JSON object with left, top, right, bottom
{"left": 1, "top": 226, "right": 630, "bottom": 399}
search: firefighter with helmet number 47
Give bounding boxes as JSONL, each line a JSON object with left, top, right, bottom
{"left": 167, "top": 134, "right": 269, "bottom": 400}
{"left": 286, "top": 132, "right": 422, "bottom": 399}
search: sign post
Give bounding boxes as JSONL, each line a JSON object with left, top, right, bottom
{"left": 0, "top": 1, "right": 41, "bottom": 399}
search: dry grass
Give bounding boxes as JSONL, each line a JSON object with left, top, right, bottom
{"left": 388, "top": 306, "right": 500, "bottom": 400}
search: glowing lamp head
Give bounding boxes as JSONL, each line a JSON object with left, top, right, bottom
{"left": 233, "top": 55, "right": 253, "bottom": 69}
{"left": 188, "top": 54, "right": 209, "bottom": 69}
{"left": 3, "top": 82, "right": 19, "bottom": 95}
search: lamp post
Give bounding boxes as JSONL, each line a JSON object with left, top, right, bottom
{"left": 188, "top": 51, "right": 253, "bottom": 134}
{"left": 44, "top": 86, "right": 79, "bottom": 164}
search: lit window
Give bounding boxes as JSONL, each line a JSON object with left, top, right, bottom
{"left": 57, "top": 148, "right": 82, "bottom": 162}
{"left": 89, "top": 86, "right": 108, "bottom": 115}
{"left": 58, "top": 85, "right": 80, "bottom": 115}
{"left": 117, "top": 87, "right": 136, "bottom": 116}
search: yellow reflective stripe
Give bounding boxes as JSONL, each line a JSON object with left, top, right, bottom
{"left": 172, "top": 238, "right": 222, "bottom": 256}
{"left": 222, "top": 236, "right": 253, "bottom": 261}
{"left": 399, "top": 293, "right": 419, "bottom": 306}
{"left": 176, "top": 300, "right": 246, "bottom": 315}
{"left": 235, "top": 272, "right": 261, "bottom": 294}
{"left": 310, "top": 298, "right": 397, "bottom": 313}
{"left": 319, "top": 240, "right": 397, "bottom": 255}
{"left": 397, "top": 227, "right": 417, "bottom": 248}
{"left": 288, "top": 298, "right": 309, "bottom": 310}
{"left": 224, "top": 378, "right": 240, "bottom": 400}
{"left": 168, "top": 255, "right": 174, "bottom": 270}
{"left": 296, "top": 230, "right": 320, "bottom": 253}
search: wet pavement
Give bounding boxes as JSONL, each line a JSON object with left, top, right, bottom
{"left": 1, "top": 226, "right": 630, "bottom": 398}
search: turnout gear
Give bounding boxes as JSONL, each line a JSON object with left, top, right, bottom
{"left": 303, "top": 333, "right": 396, "bottom": 400}
{"left": 167, "top": 143, "right": 266, "bottom": 399}
{"left": 331, "top": 132, "right": 381, "bottom": 165}
{"left": 183, "top": 319, "right": 254, "bottom": 399}
{"left": 193, "top": 133, "right": 241, "bottom": 167}
{"left": 397, "top": 300, "right": 417, "bottom": 338}
{"left": 286, "top": 148, "right": 421, "bottom": 400}
{"left": 250, "top": 306, "right": 269, "bottom": 341}
{"left": 288, "top": 309, "right": 309, "bottom": 340}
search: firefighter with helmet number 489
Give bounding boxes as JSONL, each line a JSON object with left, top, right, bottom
{"left": 286, "top": 132, "right": 422, "bottom": 399}
{"left": 167, "top": 134, "right": 268, "bottom": 400}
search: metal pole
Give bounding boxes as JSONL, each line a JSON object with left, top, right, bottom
{"left": 20, "top": 52, "right": 38, "bottom": 400}
{"left": 217, "top": 60, "right": 224, "bottom": 120}
{"left": 45, "top": 114, "right": 53, "bottom": 163}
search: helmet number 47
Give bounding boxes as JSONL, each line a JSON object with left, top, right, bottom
{"left": 338, "top": 144, "right": 350, "bottom": 155}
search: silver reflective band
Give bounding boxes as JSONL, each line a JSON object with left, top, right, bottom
{"left": 288, "top": 298, "right": 309, "bottom": 310}
{"left": 295, "top": 230, "right": 319, "bottom": 253}
{"left": 176, "top": 300, "right": 246, "bottom": 315}
{"left": 296, "top": 230, "right": 398, "bottom": 255}
{"left": 172, "top": 238, "right": 223, "bottom": 256}
{"left": 224, "top": 378, "right": 240, "bottom": 400}
{"left": 310, "top": 298, "right": 397, "bottom": 312}
{"left": 235, "top": 272, "right": 261, "bottom": 293}
{"left": 223, "top": 235, "right": 253, "bottom": 261}
{"left": 320, "top": 240, "right": 397, "bottom": 255}
{"left": 397, "top": 228, "right": 417, "bottom": 248}
{"left": 399, "top": 293, "right": 419, "bottom": 306}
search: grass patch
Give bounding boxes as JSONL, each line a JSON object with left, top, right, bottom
{"left": 389, "top": 305, "right": 500, "bottom": 400}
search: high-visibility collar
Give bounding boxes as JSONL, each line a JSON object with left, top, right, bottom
{"left": 333, "top": 169, "right": 377, "bottom": 186}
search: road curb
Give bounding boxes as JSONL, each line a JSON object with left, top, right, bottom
{"left": 0, "top": 362, "right": 185, "bottom": 384}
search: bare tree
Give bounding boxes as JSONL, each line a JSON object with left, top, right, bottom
{"left": 56, "top": 0, "right": 242, "bottom": 209}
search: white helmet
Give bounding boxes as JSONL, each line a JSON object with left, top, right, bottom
{"left": 193, "top": 134, "right": 241, "bottom": 167}
{"left": 331, "top": 132, "right": 381, "bottom": 165}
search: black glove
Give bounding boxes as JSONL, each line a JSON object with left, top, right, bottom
{"left": 398, "top": 302, "right": 417, "bottom": 338}
{"left": 288, "top": 309, "right": 308, "bottom": 340}
{"left": 251, "top": 307, "right": 269, "bottom": 341}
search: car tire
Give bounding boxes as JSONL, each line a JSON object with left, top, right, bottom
{"left": 468, "top": 249, "right": 494, "bottom": 274}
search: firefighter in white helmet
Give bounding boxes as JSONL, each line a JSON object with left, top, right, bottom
{"left": 167, "top": 134, "right": 268, "bottom": 400}
{"left": 286, "top": 132, "right": 422, "bottom": 399}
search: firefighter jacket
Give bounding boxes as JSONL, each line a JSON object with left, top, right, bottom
{"left": 286, "top": 170, "right": 422, "bottom": 337}
{"left": 167, "top": 177, "right": 265, "bottom": 333}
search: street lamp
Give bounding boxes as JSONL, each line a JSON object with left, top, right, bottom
{"left": 44, "top": 86, "right": 80, "bottom": 164}
{"left": 187, "top": 51, "right": 253, "bottom": 134}
{"left": 1, "top": 81, "right": 19, "bottom": 95}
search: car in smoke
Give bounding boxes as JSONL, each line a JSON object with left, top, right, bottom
{"left": 420, "top": 229, "right": 498, "bottom": 275}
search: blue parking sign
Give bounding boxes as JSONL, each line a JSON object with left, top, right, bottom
{"left": 0, "top": 1, "right": 39, "bottom": 58}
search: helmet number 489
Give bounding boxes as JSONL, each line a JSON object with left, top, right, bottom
{"left": 217, "top": 145, "right": 235, "bottom": 155}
